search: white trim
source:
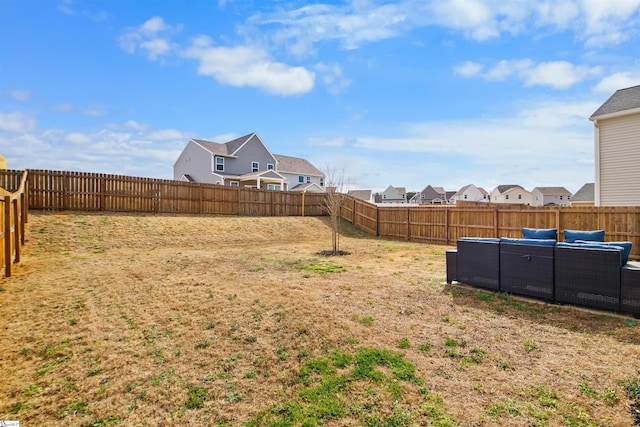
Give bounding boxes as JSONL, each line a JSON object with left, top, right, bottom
{"left": 215, "top": 156, "right": 225, "bottom": 172}
{"left": 594, "top": 122, "right": 601, "bottom": 206}
{"left": 229, "top": 181, "right": 239, "bottom": 187}
{"left": 251, "top": 161, "right": 259, "bottom": 172}
{"left": 590, "top": 107, "right": 640, "bottom": 121}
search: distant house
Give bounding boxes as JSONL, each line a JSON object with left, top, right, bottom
{"left": 450, "top": 184, "right": 489, "bottom": 204}
{"left": 490, "top": 185, "right": 532, "bottom": 205}
{"left": 348, "top": 189, "right": 374, "bottom": 203}
{"left": 570, "top": 183, "right": 595, "bottom": 206}
{"left": 173, "top": 132, "right": 325, "bottom": 192}
{"left": 380, "top": 185, "right": 407, "bottom": 204}
{"left": 416, "top": 185, "right": 449, "bottom": 204}
{"left": 589, "top": 85, "right": 640, "bottom": 206}
{"left": 531, "top": 187, "right": 572, "bottom": 207}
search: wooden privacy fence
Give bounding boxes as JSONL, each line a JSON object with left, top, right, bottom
{"left": 340, "top": 195, "right": 640, "bottom": 260}
{"left": 0, "top": 170, "right": 28, "bottom": 278}
{"left": 1, "top": 168, "right": 638, "bottom": 262}
{"left": 0, "top": 169, "right": 326, "bottom": 216}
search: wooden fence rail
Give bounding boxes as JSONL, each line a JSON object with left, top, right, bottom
{"left": 339, "top": 195, "right": 640, "bottom": 260}
{"left": 0, "top": 169, "right": 325, "bottom": 216}
{"left": 0, "top": 170, "right": 28, "bottom": 278}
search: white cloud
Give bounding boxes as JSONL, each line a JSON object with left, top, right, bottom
{"left": 82, "top": 107, "right": 107, "bottom": 117}
{"left": 182, "top": 36, "right": 314, "bottom": 96}
{"left": 147, "top": 129, "right": 186, "bottom": 141}
{"left": 460, "top": 59, "right": 602, "bottom": 89}
{"left": 53, "top": 103, "right": 74, "bottom": 113}
{"left": 593, "top": 71, "right": 640, "bottom": 93}
{"left": 246, "top": 0, "right": 640, "bottom": 54}
{"left": 522, "top": 61, "right": 602, "bottom": 89}
{"left": 2, "top": 124, "right": 185, "bottom": 178}
{"left": 119, "top": 16, "right": 180, "bottom": 61}
{"left": 0, "top": 112, "right": 36, "bottom": 133}
{"left": 315, "top": 63, "right": 351, "bottom": 94}
{"left": 123, "top": 120, "right": 147, "bottom": 131}
{"left": 308, "top": 136, "right": 348, "bottom": 147}
{"left": 65, "top": 132, "right": 92, "bottom": 144}
{"left": 430, "top": 0, "right": 497, "bottom": 40}
{"left": 10, "top": 89, "right": 32, "bottom": 102}
{"left": 453, "top": 61, "right": 484, "bottom": 78}
{"left": 336, "top": 98, "right": 598, "bottom": 192}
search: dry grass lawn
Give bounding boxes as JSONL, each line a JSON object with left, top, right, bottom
{"left": 1, "top": 212, "right": 639, "bottom": 426}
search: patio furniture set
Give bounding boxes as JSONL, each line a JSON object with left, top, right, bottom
{"left": 446, "top": 228, "right": 640, "bottom": 317}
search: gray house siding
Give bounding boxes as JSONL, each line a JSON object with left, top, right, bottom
{"left": 224, "top": 134, "right": 277, "bottom": 176}
{"left": 174, "top": 141, "right": 218, "bottom": 184}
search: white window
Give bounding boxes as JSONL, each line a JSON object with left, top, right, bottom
{"left": 319, "top": 178, "right": 324, "bottom": 187}
{"left": 464, "top": 195, "right": 468, "bottom": 199}
{"left": 518, "top": 194, "right": 522, "bottom": 200}
{"left": 560, "top": 195, "right": 563, "bottom": 200}
{"left": 267, "top": 163, "right": 274, "bottom": 170}
{"left": 506, "top": 195, "right": 510, "bottom": 200}
{"left": 306, "top": 176, "right": 311, "bottom": 183}
{"left": 251, "top": 161, "right": 259, "bottom": 172}
{"left": 298, "top": 176, "right": 304, "bottom": 183}
{"left": 229, "top": 181, "right": 239, "bottom": 187}
{"left": 216, "top": 157, "right": 224, "bottom": 172}
{"left": 267, "top": 184, "right": 281, "bottom": 191}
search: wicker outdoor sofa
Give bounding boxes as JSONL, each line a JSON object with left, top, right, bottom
{"left": 446, "top": 228, "right": 640, "bottom": 317}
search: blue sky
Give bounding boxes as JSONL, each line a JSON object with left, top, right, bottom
{"left": 1, "top": 0, "right": 639, "bottom": 194}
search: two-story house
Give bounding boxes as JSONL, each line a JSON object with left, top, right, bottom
{"left": 490, "top": 185, "right": 532, "bottom": 205}
{"left": 589, "top": 85, "right": 640, "bottom": 206}
{"left": 415, "top": 185, "right": 450, "bottom": 204}
{"left": 531, "top": 187, "right": 571, "bottom": 206}
{"left": 380, "top": 185, "right": 407, "bottom": 204}
{"left": 450, "top": 184, "right": 489, "bottom": 204}
{"left": 173, "top": 133, "right": 325, "bottom": 192}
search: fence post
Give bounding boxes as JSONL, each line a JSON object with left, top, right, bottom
{"left": 406, "top": 208, "right": 410, "bottom": 240}
{"left": 100, "top": 176, "right": 106, "bottom": 211}
{"left": 13, "top": 199, "right": 20, "bottom": 263}
{"left": 445, "top": 208, "right": 449, "bottom": 245}
{"left": 4, "top": 195, "right": 11, "bottom": 278}
{"left": 494, "top": 209, "right": 499, "bottom": 238}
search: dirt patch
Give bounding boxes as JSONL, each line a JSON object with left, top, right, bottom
{"left": 0, "top": 212, "right": 638, "bottom": 426}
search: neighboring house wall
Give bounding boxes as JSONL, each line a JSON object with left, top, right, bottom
{"left": 417, "top": 185, "right": 447, "bottom": 204}
{"left": 595, "top": 115, "right": 640, "bottom": 206}
{"left": 348, "top": 190, "right": 373, "bottom": 203}
{"left": 570, "top": 183, "right": 595, "bottom": 207}
{"left": 451, "top": 184, "right": 488, "bottom": 204}
{"left": 490, "top": 185, "right": 532, "bottom": 204}
{"left": 590, "top": 85, "right": 640, "bottom": 206}
{"left": 223, "top": 134, "right": 277, "bottom": 176}
{"left": 531, "top": 187, "right": 571, "bottom": 206}
{"left": 380, "top": 185, "right": 406, "bottom": 204}
{"left": 174, "top": 140, "right": 222, "bottom": 184}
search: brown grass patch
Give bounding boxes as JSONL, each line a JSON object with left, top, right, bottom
{"left": 0, "top": 212, "right": 639, "bottom": 426}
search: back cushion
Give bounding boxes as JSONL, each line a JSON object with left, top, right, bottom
{"left": 576, "top": 240, "right": 632, "bottom": 265}
{"left": 522, "top": 228, "right": 557, "bottom": 240}
{"left": 563, "top": 229, "right": 605, "bottom": 243}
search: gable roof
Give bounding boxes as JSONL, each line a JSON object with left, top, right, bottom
{"left": 274, "top": 154, "right": 324, "bottom": 177}
{"left": 289, "top": 182, "right": 324, "bottom": 192}
{"left": 571, "top": 183, "right": 595, "bottom": 202}
{"left": 191, "top": 132, "right": 273, "bottom": 159}
{"left": 382, "top": 185, "right": 406, "bottom": 199}
{"left": 348, "top": 190, "right": 372, "bottom": 201}
{"left": 494, "top": 185, "right": 523, "bottom": 194}
{"left": 590, "top": 85, "right": 640, "bottom": 119}
{"left": 533, "top": 186, "right": 571, "bottom": 196}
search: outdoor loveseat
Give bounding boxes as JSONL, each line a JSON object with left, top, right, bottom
{"left": 446, "top": 228, "right": 640, "bottom": 317}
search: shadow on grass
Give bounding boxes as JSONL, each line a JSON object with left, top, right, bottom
{"left": 443, "top": 283, "right": 640, "bottom": 346}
